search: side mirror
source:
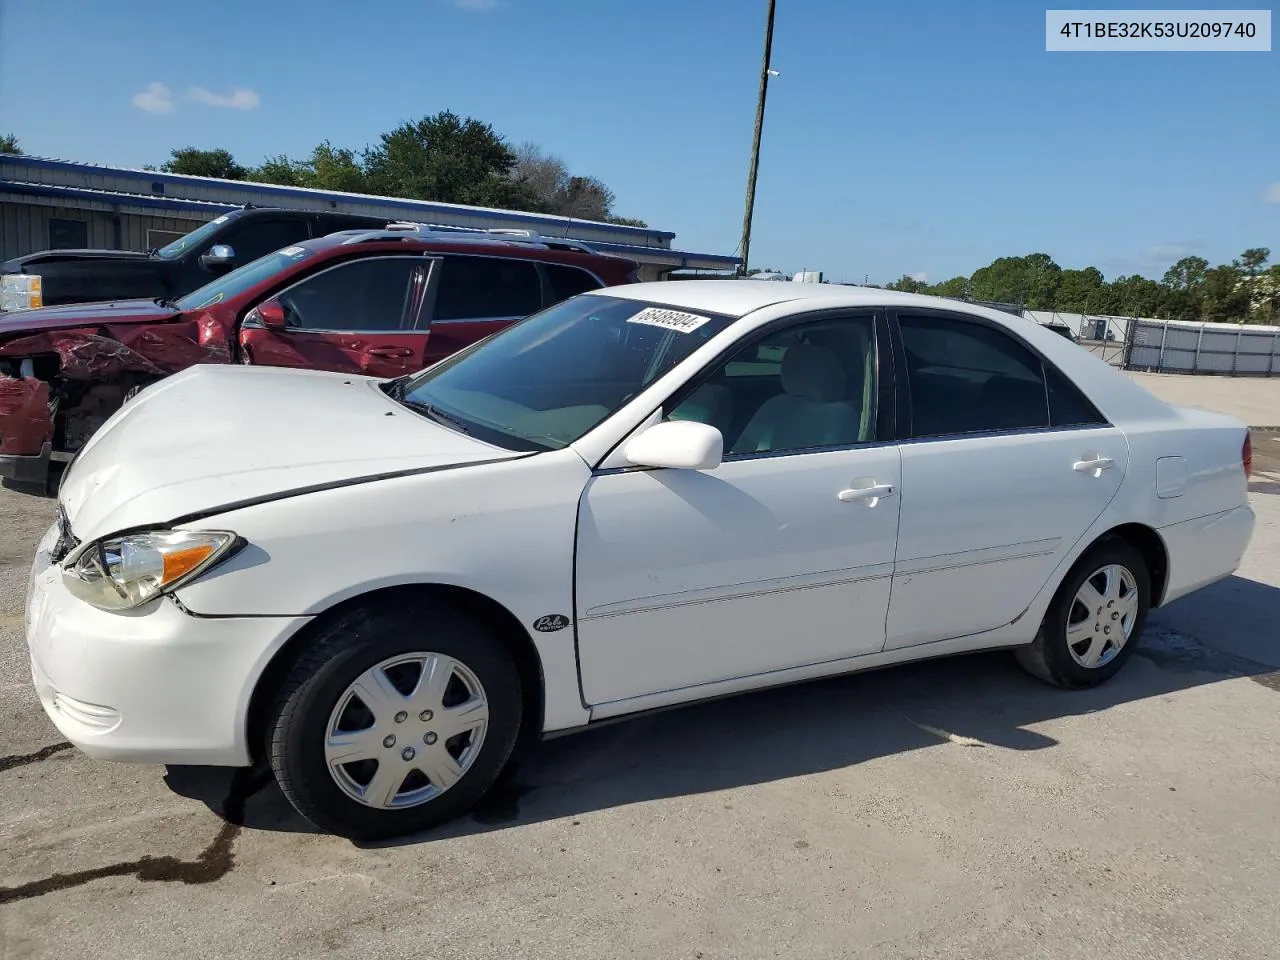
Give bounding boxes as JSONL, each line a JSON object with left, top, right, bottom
{"left": 623, "top": 420, "right": 723, "bottom": 471}
{"left": 199, "top": 244, "right": 237, "bottom": 272}
{"left": 254, "top": 299, "right": 288, "bottom": 330}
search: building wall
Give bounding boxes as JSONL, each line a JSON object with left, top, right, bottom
{"left": 0, "top": 199, "right": 210, "bottom": 261}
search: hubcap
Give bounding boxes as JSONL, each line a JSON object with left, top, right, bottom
{"left": 1065, "top": 563, "right": 1139, "bottom": 669}
{"left": 323, "top": 653, "right": 489, "bottom": 809}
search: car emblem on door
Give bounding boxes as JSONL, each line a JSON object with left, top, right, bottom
{"left": 532, "top": 614, "right": 571, "bottom": 632}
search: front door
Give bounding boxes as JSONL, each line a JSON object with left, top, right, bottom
{"left": 574, "top": 312, "right": 902, "bottom": 707}
{"left": 239, "top": 255, "right": 435, "bottom": 377}
{"left": 884, "top": 310, "right": 1128, "bottom": 649}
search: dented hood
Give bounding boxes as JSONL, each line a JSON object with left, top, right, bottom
{"left": 0, "top": 299, "right": 180, "bottom": 338}
{"left": 60, "top": 364, "right": 520, "bottom": 542}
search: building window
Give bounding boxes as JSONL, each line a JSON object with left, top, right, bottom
{"left": 146, "top": 229, "right": 186, "bottom": 249}
{"left": 48, "top": 218, "right": 88, "bottom": 250}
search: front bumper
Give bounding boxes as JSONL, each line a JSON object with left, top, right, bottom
{"left": 26, "top": 526, "right": 312, "bottom": 766}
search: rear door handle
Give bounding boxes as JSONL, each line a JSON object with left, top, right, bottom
{"left": 837, "top": 483, "right": 895, "bottom": 504}
{"left": 1073, "top": 457, "right": 1115, "bottom": 475}
{"left": 369, "top": 346, "right": 413, "bottom": 358}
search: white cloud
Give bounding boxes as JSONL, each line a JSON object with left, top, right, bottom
{"left": 911, "top": 271, "right": 928, "bottom": 283}
{"left": 1146, "top": 243, "right": 1194, "bottom": 263}
{"left": 1265, "top": 182, "right": 1280, "bottom": 203}
{"left": 186, "top": 87, "right": 261, "bottom": 111}
{"left": 131, "top": 82, "right": 175, "bottom": 114}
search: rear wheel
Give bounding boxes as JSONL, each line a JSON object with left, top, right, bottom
{"left": 266, "top": 602, "right": 522, "bottom": 840}
{"left": 1015, "top": 540, "right": 1150, "bottom": 688}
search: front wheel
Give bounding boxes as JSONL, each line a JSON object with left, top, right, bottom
{"left": 1015, "top": 540, "right": 1150, "bottom": 689}
{"left": 266, "top": 603, "right": 523, "bottom": 840}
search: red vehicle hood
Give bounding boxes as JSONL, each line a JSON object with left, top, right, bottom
{"left": 0, "top": 299, "right": 181, "bottom": 338}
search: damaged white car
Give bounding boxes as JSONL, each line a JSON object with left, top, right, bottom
{"left": 26, "top": 281, "right": 1255, "bottom": 839}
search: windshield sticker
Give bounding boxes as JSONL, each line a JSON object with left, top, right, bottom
{"left": 280, "top": 245, "right": 308, "bottom": 258}
{"left": 626, "top": 306, "right": 712, "bottom": 334}
{"left": 194, "top": 292, "right": 226, "bottom": 309}
{"left": 211, "top": 215, "right": 229, "bottom": 224}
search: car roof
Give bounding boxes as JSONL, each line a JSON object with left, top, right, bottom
{"left": 299, "top": 230, "right": 633, "bottom": 265}
{"left": 596, "top": 279, "right": 1021, "bottom": 322}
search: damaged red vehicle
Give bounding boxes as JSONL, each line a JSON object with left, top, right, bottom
{"left": 0, "top": 226, "right": 638, "bottom": 486}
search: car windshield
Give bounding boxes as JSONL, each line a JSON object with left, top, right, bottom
{"left": 173, "top": 247, "right": 313, "bottom": 311}
{"left": 154, "top": 214, "right": 238, "bottom": 259}
{"left": 394, "top": 294, "right": 735, "bottom": 452}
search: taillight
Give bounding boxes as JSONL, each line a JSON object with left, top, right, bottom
{"left": 1243, "top": 432, "right": 1252, "bottom": 476}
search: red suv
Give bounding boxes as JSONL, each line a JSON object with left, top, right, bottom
{"left": 0, "top": 226, "right": 638, "bottom": 486}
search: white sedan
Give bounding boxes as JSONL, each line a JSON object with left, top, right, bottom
{"left": 26, "top": 282, "right": 1255, "bottom": 839}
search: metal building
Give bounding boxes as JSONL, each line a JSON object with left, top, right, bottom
{"left": 0, "top": 155, "right": 739, "bottom": 280}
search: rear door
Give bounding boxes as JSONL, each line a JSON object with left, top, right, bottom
{"left": 238, "top": 255, "right": 436, "bottom": 377}
{"left": 884, "top": 309, "right": 1128, "bottom": 649}
{"left": 181, "top": 217, "right": 310, "bottom": 290}
{"left": 422, "top": 255, "right": 544, "bottom": 364}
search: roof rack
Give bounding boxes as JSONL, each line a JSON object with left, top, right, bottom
{"left": 335, "top": 222, "right": 598, "bottom": 255}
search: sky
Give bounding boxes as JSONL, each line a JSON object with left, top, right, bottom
{"left": 1, "top": 0, "right": 1276, "bottom": 283}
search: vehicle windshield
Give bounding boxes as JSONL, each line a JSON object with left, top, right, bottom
{"left": 394, "top": 294, "right": 735, "bottom": 452}
{"left": 173, "top": 247, "right": 313, "bottom": 311}
{"left": 154, "top": 214, "right": 238, "bottom": 259}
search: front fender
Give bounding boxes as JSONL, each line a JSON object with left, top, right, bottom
{"left": 172, "top": 449, "right": 593, "bottom": 731}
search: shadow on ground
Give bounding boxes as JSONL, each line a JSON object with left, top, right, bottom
{"left": 165, "top": 573, "right": 1280, "bottom": 846}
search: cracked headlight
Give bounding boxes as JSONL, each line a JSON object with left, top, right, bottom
{"left": 1, "top": 274, "right": 43, "bottom": 312}
{"left": 63, "top": 530, "right": 240, "bottom": 610}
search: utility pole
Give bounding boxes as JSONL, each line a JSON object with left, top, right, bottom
{"left": 737, "top": 0, "right": 777, "bottom": 276}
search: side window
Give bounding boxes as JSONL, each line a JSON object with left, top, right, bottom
{"left": 435, "top": 256, "right": 541, "bottom": 321}
{"left": 544, "top": 264, "right": 603, "bottom": 305}
{"left": 275, "top": 258, "right": 421, "bottom": 332}
{"left": 1046, "top": 363, "right": 1106, "bottom": 426}
{"left": 666, "top": 315, "right": 877, "bottom": 456}
{"left": 222, "top": 219, "right": 310, "bottom": 265}
{"left": 899, "top": 314, "right": 1051, "bottom": 437}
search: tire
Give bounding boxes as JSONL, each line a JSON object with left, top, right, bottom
{"left": 266, "top": 601, "right": 522, "bottom": 840}
{"left": 1015, "top": 539, "right": 1150, "bottom": 689}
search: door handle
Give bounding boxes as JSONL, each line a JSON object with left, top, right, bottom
{"left": 837, "top": 482, "right": 895, "bottom": 504}
{"left": 1073, "top": 456, "right": 1115, "bottom": 475}
{"left": 369, "top": 347, "right": 413, "bottom": 358}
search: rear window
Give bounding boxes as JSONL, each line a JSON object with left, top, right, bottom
{"left": 436, "top": 256, "right": 541, "bottom": 321}
{"left": 545, "top": 264, "right": 603, "bottom": 304}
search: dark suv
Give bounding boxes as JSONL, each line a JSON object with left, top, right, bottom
{"left": 0, "top": 206, "right": 392, "bottom": 310}
{"left": 0, "top": 225, "right": 638, "bottom": 485}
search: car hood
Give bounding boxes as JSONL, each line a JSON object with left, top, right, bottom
{"left": 3, "top": 248, "right": 152, "bottom": 271}
{"left": 0, "top": 298, "right": 180, "bottom": 337}
{"left": 60, "top": 364, "right": 523, "bottom": 542}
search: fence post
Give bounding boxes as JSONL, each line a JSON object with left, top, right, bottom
{"left": 1156, "top": 319, "right": 1169, "bottom": 372}
{"left": 1232, "top": 326, "right": 1242, "bottom": 375}
{"left": 1193, "top": 323, "right": 1205, "bottom": 374}
{"left": 1269, "top": 331, "right": 1278, "bottom": 377}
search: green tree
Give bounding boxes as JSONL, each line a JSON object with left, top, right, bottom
{"left": 363, "top": 111, "right": 533, "bottom": 208}
{"left": 1055, "top": 266, "right": 1106, "bottom": 313}
{"left": 1098, "top": 274, "right": 1164, "bottom": 318}
{"left": 1162, "top": 255, "right": 1209, "bottom": 292}
{"left": 968, "top": 253, "right": 1062, "bottom": 309}
{"left": 252, "top": 153, "right": 309, "bottom": 186}
{"left": 0, "top": 133, "right": 21, "bottom": 154}
{"left": 1197, "top": 265, "right": 1249, "bottom": 323}
{"left": 926, "top": 276, "right": 970, "bottom": 299}
{"left": 607, "top": 215, "right": 649, "bottom": 228}
{"left": 1237, "top": 247, "right": 1270, "bottom": 276}
{"left": 161, "top": 147, "right": 246, "bottom": 180}
{"left": 252, "top": 142, "right": 371, "bottom": 193}
{"left": 885, "top": 274, "right": 928, "bottom": 294}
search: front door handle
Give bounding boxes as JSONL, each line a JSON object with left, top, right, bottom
{"left": 369, "top": 346, "right": 413, "bottom": 358}
{"left": 1073, "top": 456, "right": 1115, "bottom": 476}
{"left": 837, "top": 482, "right": 895, "bottom": 504}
